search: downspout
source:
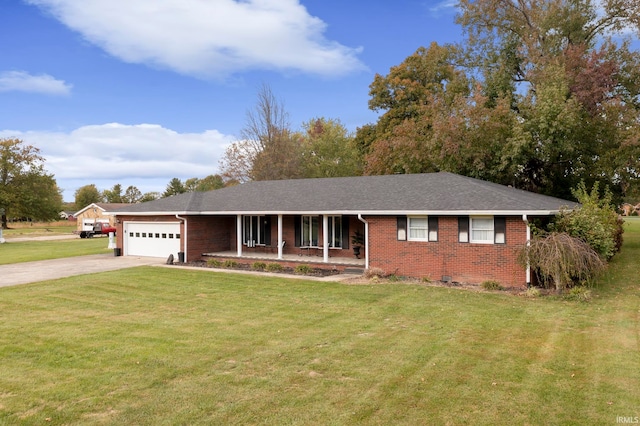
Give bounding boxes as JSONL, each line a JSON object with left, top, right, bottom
{"left": 523, "top": 214, "right": 531, "bottom": 288}
{"left": 176, "top": 214, "right": 187, "bottom": 263}
{"left": 357, "top": 214, "right": 369, "bottom": 270}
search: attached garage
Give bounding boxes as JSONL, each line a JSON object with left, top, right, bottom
{"left": 124, "top": 222, "right": 181, "bottom": 258}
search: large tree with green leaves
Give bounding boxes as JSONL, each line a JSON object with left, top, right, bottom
{"left": 74, "top": 184, "right": 103, "bottom": 209}
{"left": 0, "top": 138, "right": 62, "bottom": 228}
{"left": 299, "top": 118, "right": 362, "bottom": 178}
{"left": 103, "top": 183, "right": 123, "bottom": 203}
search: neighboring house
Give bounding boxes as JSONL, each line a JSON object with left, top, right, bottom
{"left": 59, "top": 211, "right": 76, "bottom": 221}
{"left": 74, "top": 203, "right": 132, "bottom": 231}
{"left": 111, "top": 172, "right": 576, "bottom": 288}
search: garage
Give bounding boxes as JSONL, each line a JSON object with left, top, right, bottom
{"left": 124, "top": 222, "right": 181, "bottom": 258}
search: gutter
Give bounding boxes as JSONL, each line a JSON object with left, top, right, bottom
{"left": 523, "top": 214, "right": 531, "bottom": 287}
{"left": 357, "top": 214, "right": 369, "bottom": 270}
{"left": 176, "top": 214, "right": 187, "bottom": 262}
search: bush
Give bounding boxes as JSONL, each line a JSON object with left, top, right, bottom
{"left": 520, "top": 232, "right": 606, "bottom": 291}
{"left": 223, "top": 260, "right": 238, "bottom": 268}
{"left": 364, "top": 267, "right": 386, "bottom": 279}
{"left": 252, "top": 261, "right": 267, "bottom": 271}
{"left": 265, "top": 263, "right": 284, "bottom": 272}
{"left": 294, "top": 264, "right": 313, "bottom": 275}
{"left": 564, "top": 286, "right": 592, "bottom": 302}
{"left": 523, "top": 287, "right": 541, "bottom": 298}
{"left": 552, "top": 182, "right": 623, "bottom": 260}
{"left": 481, "top": 280, "right": 503, "bottom": 291}
{"left": 206, "top": 259, "right": 222, "bottom": 268}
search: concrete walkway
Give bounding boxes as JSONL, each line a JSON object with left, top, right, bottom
{"left": 0, "top": 254, "right": 160, "bottom": 288}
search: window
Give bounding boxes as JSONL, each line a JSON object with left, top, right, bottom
{"left": 470, "top": 217, "right": 494, "bottom": 244}
{"left": 327, "top": 216, "right": 342, "bottom": 248}
{"left": 408, "top": 217, "right": 428, "bottom": 241}
{"left": 243, "top": 215, "right": 266, "bottom": 246}
{"left": 301, "top": 215, "right": 319, "bottom": 246}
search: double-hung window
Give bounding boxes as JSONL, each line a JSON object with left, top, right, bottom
{"left": 327, "top": 216, "right": 342, "bottom": 248}
{"left": 470, "top": 217, "right": 494, "bottom": 244}
{"left": 463, "top": 216, "right": 506, "bottom": 244}
{"left": 406, "top": 216, "right": 438, "bottom": 242}
{"left": 301, "top": 215, "right": 319, "bottom": 247}
{"left": 408, "top": 217, "right": 429, "bottom": 241}
{"left": 243, "top": 215, "right": 265, "bottom": 246}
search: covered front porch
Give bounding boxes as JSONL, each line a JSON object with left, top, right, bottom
{"left": 188, "top": 213, "right": 368, "bottom": 271}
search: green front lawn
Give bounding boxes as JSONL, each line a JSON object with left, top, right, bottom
{"left": 0, "top": 220, "right": 638, "bottom": 424}
{"left": 0, "top": 238, "right": 112, "bottom": 265}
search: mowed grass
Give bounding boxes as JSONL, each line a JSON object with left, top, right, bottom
{"left": 0, "top": 238, "right": 111, "bottom": 264}
{"left": 0, "top": 221, "right": 638, "bottom": 424}
{"left": 2, "top": 221, "right": 76, "bottom": 238}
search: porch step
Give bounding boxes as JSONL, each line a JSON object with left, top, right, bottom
{"left": 343, "top": 268, "right": 365, "bottom": 275}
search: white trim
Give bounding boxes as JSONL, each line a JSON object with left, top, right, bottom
{"left": 113, "top": 209, "right": 564, "bottom": 217}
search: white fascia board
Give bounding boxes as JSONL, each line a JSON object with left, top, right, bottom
{"left": 190, "top": 210, "right": 562, "bottom": 216}
{"left": 112, "top": 211, "right": 192, "bottom": 216}
{"left": 112, "top": 209, "right": 563, "bottom": 216}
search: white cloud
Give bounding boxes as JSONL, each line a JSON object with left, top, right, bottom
{"left": 0, "top": 123, "right": 234, "bottom": 199}
{"left": 25, "top": 0, "right": 366, "bottom": 79}
{"left": 0, "top": 71, "right": 72, "bottom": 95}
{"left": 428, "top": 0, "right": 458, "bottom": 16}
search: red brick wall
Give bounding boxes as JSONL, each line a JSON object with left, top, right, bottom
{"left": 367, "top": 216, "right": 527, "bottom": 288}
{"left": 186, "top": 216, "right": 233, "bottom": 261}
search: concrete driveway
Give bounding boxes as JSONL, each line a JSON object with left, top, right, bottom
{"left": 0, "top": 254, "right": 160, "bottom": 288}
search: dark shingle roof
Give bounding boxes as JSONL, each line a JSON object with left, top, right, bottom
{"left": 112, "top": 172, "right": 576, "bottom": 216}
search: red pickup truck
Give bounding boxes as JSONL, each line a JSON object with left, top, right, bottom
{"left": 77, "top": 222, "right": 117, "bottom": 238}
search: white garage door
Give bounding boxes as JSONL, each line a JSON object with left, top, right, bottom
{"left": 124, "top": 222, "right": 181, "bottom": 258}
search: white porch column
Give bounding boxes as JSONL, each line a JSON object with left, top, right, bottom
{"left": 236, "top": 215, "right": 243, "bottom": 257}
{"left": 277, "top": 214, "right": 283, "bottom": 260}
{"left": 322, "top": 214, "right": 329, "bottom": 263}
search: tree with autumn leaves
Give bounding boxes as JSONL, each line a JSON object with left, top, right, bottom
{"left": 357, "top": 0, "right": 640, "bottom": 201}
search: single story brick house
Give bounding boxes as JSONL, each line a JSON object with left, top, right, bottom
{"left": 110, "top": 172, "right": 575, "bottom": 288}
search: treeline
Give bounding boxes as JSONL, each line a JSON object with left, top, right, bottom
{"left": 72, "top": 174, "right": 233, "bottom": 210}
{"left": 221, "top": 0, "right": 640, "bottom": 203}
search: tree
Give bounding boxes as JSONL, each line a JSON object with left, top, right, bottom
{"left": 74, "top": 184, "right": 103, "bottom": 209}
{"left": 162, "top": 178, "right": 186, "bottom": 198}
{"left": 139, "top": 192, "right": 160, "bottom": 203}
{"left": 455, "top": 0, "right": 640, "bottom": 199}
{"left": 184, "top": 175, "right": 226, "bottom": 192}
{"left": 123, "top": 185, "right": 143, "bottom": 203}
{"left": 0, "top": 138, "right": 62, "bottom": 228}
{"left": 357, "top": 3, "right": 640, "bottom": 200}
{"left": 219, "top": 84, "right": 302, "bottom": 182}
{"left": 103, "top": 184, "right": 123, "bottom": 203}
{"left": 299, "top": 118, "right": 362, "bottom": 178}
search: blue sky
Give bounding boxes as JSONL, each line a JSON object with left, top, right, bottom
{"left": 0, "top": 0, "right": 462, "bottom": 201}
